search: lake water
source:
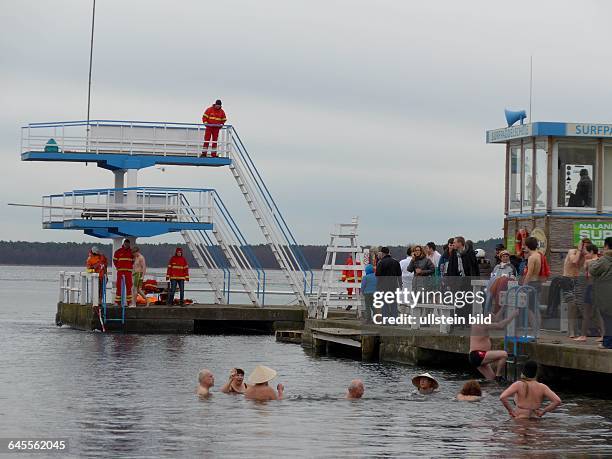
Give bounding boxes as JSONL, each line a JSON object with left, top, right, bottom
{"left": 1, "top": 265, "right": 612, "bottom": 457}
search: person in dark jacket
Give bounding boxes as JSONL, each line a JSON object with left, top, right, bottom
{"left": 407, "top": 245, "right": 435, "bottom": 294}
{"left": 375, "top": 246, "right": 402, "bottom": 318}
{"left": 589, "top": 237, "right": 612, "bottom": 349}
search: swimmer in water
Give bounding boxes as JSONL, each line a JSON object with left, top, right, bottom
{"left": 196, "top": 369, "right": 214, "bottom": 397}
{"left": 220, "top": 368, "right": 248, "bottom": 394}
{"left": 244, "top": 365, "right": 284, "bottom": 401}
{"left": 499, "top": 360, "right": 561, "bottom": 419}
{"left": 345, "top": 379, "right": 365, "bottom": 399}
{"left": 412, "top": 373, "right": 439, "bottom": 395}
{"left": 456, "top": 380, "right": 482, "bottom": 402}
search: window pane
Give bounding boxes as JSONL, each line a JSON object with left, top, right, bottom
{"left": 535, "top": 144, "right": 547, "bottom": 210}
{"left": 557, "top": 143, "right": 596, "bottom": 208}
{"left": 522, "top": 148, "right": 533, "bottom": 209}
{"left": 509, "top": 146, "right": 521, "bottom": 211}
{"left": 605, "top": 146, "right": 612, "bottom": 207}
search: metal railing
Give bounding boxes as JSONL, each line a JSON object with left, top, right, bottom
{"left": 228, "top": 126, "right": 314, "bottom": 303}
{"left": 58, "top": 271, "right": 101, "bottom": 306}
{"left": 42, "top": 187, "right": 213, "bottom": 225}
{"left": 22, "top": 120, "right": 233, "bottom": 157}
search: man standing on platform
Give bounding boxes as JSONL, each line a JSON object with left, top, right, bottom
{"left": 113, "top": 239, "right": 134, "bottom": 305}
{"left": 589, "top": 237, "right": 612, "bottom": 349}
{"left": 166, "top": 247, "right": 190, "bottom": 306}
{"left": 375, "top": 247, "right": 402, "bottom": 318}
{"left": 201, "top": 99, "right": 227, "bottom": 158}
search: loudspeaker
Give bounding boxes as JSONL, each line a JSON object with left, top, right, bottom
{"left": 504, "top": 109, "right": 527, "bottom": 127}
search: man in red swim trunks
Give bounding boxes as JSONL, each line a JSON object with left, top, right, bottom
{"left": 469, "top": 309, "right": 519, "bottom": 382}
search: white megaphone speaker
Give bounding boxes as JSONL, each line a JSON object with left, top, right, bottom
{"left": 505, "top": 109, "right": 527, "bottom": 127}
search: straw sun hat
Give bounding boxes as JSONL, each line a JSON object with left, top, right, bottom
{"left": 411, "top": 372, "right": 439, "bottom": 390}
{"left": 247, "top": 365, "right": 277, "bottom": 385}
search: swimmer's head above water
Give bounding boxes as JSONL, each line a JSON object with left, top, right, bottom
{"left": 346, "top": 379, "right": 365, "bottom": 399}
{"left": 412, "top": 373, "right": 439, "bottom": 394}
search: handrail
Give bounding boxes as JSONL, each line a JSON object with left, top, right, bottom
{"left": 27, "top": 120, "right": 233, "bottom": 129}
{"left": 230, "top": 127, "right": 313, "bottom": 295}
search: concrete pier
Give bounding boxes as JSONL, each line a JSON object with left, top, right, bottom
{"left": 301, "top": 315, "right": 612, "bottom": 386}
{"left": 56, "top": 302, "right": 304, "bottom": 334}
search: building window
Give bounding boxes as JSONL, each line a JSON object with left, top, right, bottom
{"left": 605, "top": 146, "right": 612, "bottom": 208}
{"left": 557, "top": 143, "right": 596, "bottom": 208}
{"left": 535, "top": 144, "right": 547, "bottom": 210}
{"left": 522, "top": 147, "right": 532, "bottom": 210}
{"left": 509, "top": 145, "right": 521, "bottom": 211}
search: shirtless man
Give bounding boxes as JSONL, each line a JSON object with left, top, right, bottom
{"left": 523, "top": 237, "right": 542, "bottom": 286}
{"left": 499, "top": 360, "right": 561, "bottom": 419}
{"left": 244, "top": 365, "right": 284, "bottom": 401}
{"left": 469, "top": 308, "right": 519, "bottom": 382}
{"left": 196, "top": 369, "right": 214, "bottom": 397}
{"left": 563, "top": 238, "right": 589, "bottom": 338}
{"left": 345, "top": 379, "right": 365, "bottom": 399}
{"left": 220, "top": 368, "right": 248, "bottom": 394}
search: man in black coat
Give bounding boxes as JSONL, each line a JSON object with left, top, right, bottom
{"left": 446, "top": 236, "right": 479, "bottom": 319}
{"left": 375, "top": 246, "right": 402, "bottom": 318}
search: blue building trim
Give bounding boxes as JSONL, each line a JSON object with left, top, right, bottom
{"left": 487, "top": 121, "right": 612, "bottom": 143}
{"left": 507, "top": 211, "right": 612, "bottom": 218}
{"left": 21, "top": 151, "right": 231, "bottom": 170}
{"left": 44, "top": 220, "right": 213, "bottom": 238}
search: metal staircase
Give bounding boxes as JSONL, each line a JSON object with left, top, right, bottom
{"left": 227, "top": 127, "right": 313, "bottom": 306}
{"left": 179, "top": 191, "right": 266, "bottom": 306}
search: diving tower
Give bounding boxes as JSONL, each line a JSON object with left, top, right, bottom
{"left": 22, "top": 119, "right": 312, "bottom": 307}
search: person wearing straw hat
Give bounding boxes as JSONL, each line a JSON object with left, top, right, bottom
{"left": 245, "top": 365, "right": 284, "bottom": 401}
{"left": 412, "top": 373, "right": 439, "bottom": 395}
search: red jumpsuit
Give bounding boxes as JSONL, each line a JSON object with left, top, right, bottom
{"left": 202, "top": 106, "right": 227, "bottom": 156}
{"left": 341, "top": 257, "right": 362, "bottom": 296}
{"left": 113, "top": 246, "right": 134, "bottom": 305}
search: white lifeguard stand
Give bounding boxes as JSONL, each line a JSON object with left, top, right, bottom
{"left": 313, "top": 217, "right": 364, "bottom": 319}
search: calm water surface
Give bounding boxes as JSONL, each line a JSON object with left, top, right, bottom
{"left": 1, "top": 266, "right": 611, "bottom": 458}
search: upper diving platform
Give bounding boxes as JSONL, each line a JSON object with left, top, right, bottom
{"left": 21, "top": 120, "right": 232, "bottom": 170}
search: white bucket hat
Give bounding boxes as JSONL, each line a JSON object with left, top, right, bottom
{"left": 411, "top": 372, "right": 439, "bottom": 390}
{"left": 248, "top": 365, "right": 277, "bottom": 385}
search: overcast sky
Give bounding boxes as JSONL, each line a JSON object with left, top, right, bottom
{"left": 2, "top": 0, "right": 612, "bottom": 246}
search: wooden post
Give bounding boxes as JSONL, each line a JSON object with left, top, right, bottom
{"left": 504, "top": 143, "right": 510, "bottom": 215}
{"left": 546, "top": 136, "right": 554, "bottom": 212}
{"left": 597, "top": 139, "right": 603, "bottom": 213}
{"left": 520, "top": 139, "right": 525, "bottom": 213}
{"left": 92, "top": 273, "right": 99, "bottom": 307}
{"left": 531, "top": 137, "right": 537, "bottom": 214}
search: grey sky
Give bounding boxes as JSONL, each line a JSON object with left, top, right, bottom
{"left": 1, "top": 0, "right": 612, "bottom": 245}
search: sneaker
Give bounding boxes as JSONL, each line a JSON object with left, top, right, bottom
{"left": 200, "top": 152, "right": 208, "bottom": 158}
{"left": 210, "top": 152, "right": 217, "bottom": 158}
{"left": 345, "top": 305, "right": 353, "bottom": 311}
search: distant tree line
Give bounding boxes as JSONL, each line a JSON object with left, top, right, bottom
{"left": 0, "top": 238, "right": 503, "bottom": 269}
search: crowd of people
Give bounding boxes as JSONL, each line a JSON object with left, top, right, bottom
{"left": 195, "top": 361, "right": 561, "bottom": 420}
{"left": 357, "top": 235, "right": 612, "bottom": 349}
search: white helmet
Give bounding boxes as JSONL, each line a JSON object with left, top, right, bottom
{"left": 475, "top": 248, "right": 486, "bottom": 258}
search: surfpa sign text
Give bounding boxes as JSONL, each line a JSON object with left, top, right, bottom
{"left": 567, "top": 124, "right": 612, "bottom": 137}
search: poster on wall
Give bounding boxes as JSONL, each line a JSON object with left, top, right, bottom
{"left": 573, "top": 222, "right": 612, "bottom": 248}
{"left": 564, "top": 164, "right": 593, "bottom": 206}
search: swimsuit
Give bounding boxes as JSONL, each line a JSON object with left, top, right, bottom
{"left": 468, "top": 350, "right": 487, "bottom": 367}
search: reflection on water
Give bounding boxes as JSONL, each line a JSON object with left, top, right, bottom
{"left": 1, "top": 266, "right": 612, "bottom": 457}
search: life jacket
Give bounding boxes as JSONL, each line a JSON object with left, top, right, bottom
{"left": 202, "top": 106, "right": 227, "bottom": 126}
{"left": 522, "top": 252, "right": 551, "bottom": 280}
{"left": 143, "top": 279, "right": 159, "bottom": 293}
{"left": 341, "top": 258, "right": 363, "bottom": 282}
{"left": 86, "top": 253, "right": 108, "bottom": 276}
{"left": 167, "top": 248, "right": 190, "bottom": 280}
{"left": 515, "top": 229, "right": 529, "bottom": 255}
{"left": 113, "top": 246, "right": 134, "bottom": 272}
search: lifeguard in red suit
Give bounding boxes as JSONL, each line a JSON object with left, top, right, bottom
{"left": 113, "top": 239, "right": 134, "bottom": 305}
{"left": 201, "top": 99, "right": 227, "bottom": 157}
